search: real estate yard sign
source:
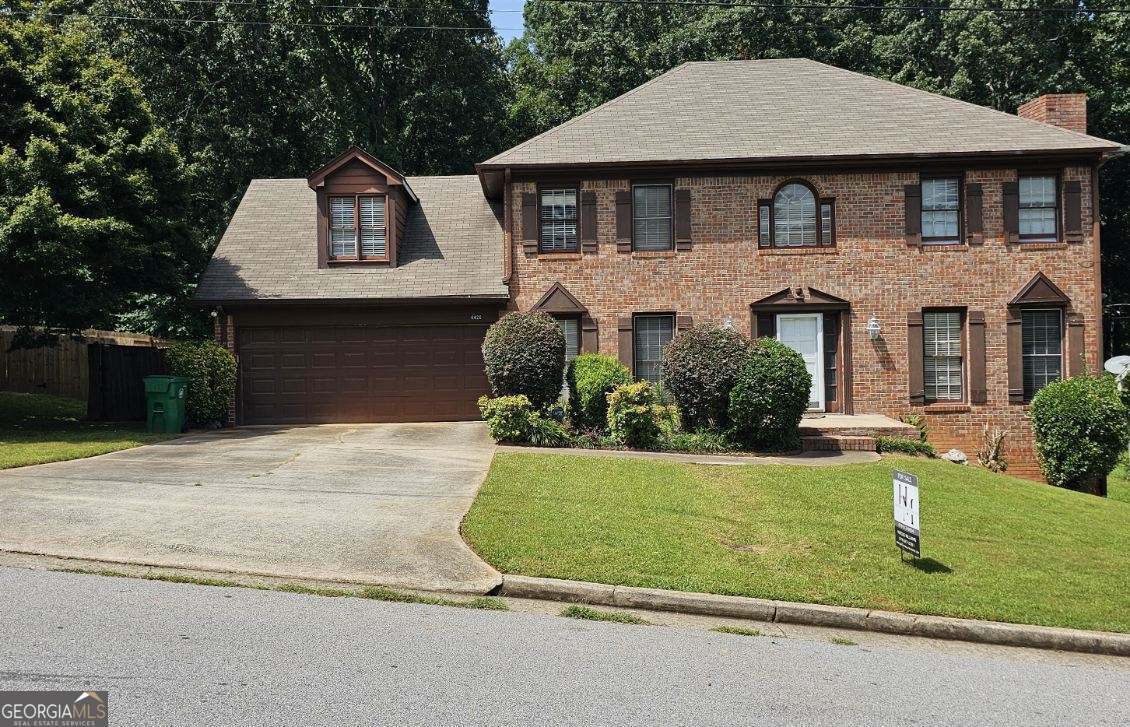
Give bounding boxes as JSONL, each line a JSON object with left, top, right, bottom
{"left": 893, "top": 470, "right": 920, "bottom": 558}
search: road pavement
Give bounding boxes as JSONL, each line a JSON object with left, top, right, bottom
{"left": 0, "top": 567, "right": 1126, "bottom": 726}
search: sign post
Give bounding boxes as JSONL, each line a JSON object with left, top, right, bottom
{"left": 893, "top": 470, "right": 920, "bottom": 559}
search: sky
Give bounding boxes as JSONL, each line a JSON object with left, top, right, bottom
{"left": 489, "top": 0, "right": 526, "bottom": 42}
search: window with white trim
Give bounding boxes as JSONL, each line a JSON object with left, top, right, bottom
{"left": 330, "top": 196, "right": 356, "bottom": 258}
{"left": 633, "top": 315, "right": 674, "bottom": 383}
{"left": 1022, "top": 309, "right": 1063, "bottom": 400}
{"left": 359, "top": 196, "right": 387, "bottom": 257}
{"left": 1019, "top": 175, "right": 1058, "bottom": 242}
{"left": 921, "top": 178, "right": 960, "bottom": 244}
{"left": 632, "top": 184, "right": 673, "bottom": 251}
{"left": 923, "top": 310, "right": 963, "bottom": 401}
{"left": 539, "top": 188, "right": 578, "bottom": 252}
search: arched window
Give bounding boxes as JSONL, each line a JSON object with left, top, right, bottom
{"left": 774, "top": 182, "right": 816, "bottom": 246}
{"left": 758, "top": 181, "right": 835, "bottom": 249}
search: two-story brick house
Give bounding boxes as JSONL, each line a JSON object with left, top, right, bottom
{"left": 196, "top": 59, "right": 1124, "bottom": 477}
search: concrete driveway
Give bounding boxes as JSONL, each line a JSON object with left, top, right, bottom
{"left": 0, "top": 422, "right": 501, "bottom": 592}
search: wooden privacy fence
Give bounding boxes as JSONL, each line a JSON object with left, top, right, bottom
{"left": 1, "top": 327, "right": 169, "bottom": 420}
{"left": 87, "top": 343, "right": 168, "bottom": 421}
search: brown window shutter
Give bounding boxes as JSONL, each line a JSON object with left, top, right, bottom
{"left": 521, "top": 192, "right": 538, "bottom": 253}
{"left": 581, "top": 316, "right": 598, "bottom": 353}
{"left": 753, "top": 312, "right": 776, "bottom": 340}
{"left": 757, "top": 199, "right": 772, "bottom": 248}
{"left": 968, "top": 310, "right": 987, "bottom": 403}
{"left": 615, "top": 190, "right": 632, "bottom": 253}
{"left": 674, "top": 188, "right": 692, "bottom": 251}
{"left": 1002, "top": 181, "right": 1019, "bottom": 243}
{"left": 907, "top": 311, "right": 925, "bottom": 404}
{"left": 1064, "top": 180, "right": 1083, "bottom": 242}
{"left": 904, "top": 184, "right": 922, "bottom": 246}
{"left": 580, "top": 191, "right": 597, "bottom": 253}
{"left": 1006, "top": 309, "right": 1024, "bottom": 403}
{"left": 966, "top": 183, "right": 984, "bottom": 245}
{"left": 617, "top": 317, "right": 634, "bottom": 371}
{"left": 1068, "top": 314, "right": 1085, "bottom": 375}
{"left": 676, "top": 315, "right": 693, "bottom": 332}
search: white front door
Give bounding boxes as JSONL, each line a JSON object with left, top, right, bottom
{"left": 777, "top": 313, "right": 824, "bottom": 411}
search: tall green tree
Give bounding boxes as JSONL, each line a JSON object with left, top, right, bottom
{"left": 88, "top": 0, "right": 512, "bottom": 263}
{"left": 0, "top": 11, "right": 195, "bottom": 343}
{"left": 510, "top": 0, "right": 1130, "bottom": 351}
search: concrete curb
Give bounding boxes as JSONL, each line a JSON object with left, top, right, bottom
{"left": 499, "top": 575, "right": 1130, "bottom": 657}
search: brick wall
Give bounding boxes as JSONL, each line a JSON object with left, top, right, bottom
{"left": 213, "top": 313, "right": 237, "bottom": 427}
{"left": 1018, "top": 94, "right": 1088, "bottom": 135}
{"left": 508, "top": 166, "right": 1100, "bottom": 479}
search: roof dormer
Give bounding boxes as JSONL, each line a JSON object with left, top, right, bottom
{"left": 308, "top": 147, "right": 417, "bottom": 268}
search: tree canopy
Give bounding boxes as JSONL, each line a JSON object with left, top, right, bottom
{"left": 0, "top": 13, "right": 194, "bottom": 342}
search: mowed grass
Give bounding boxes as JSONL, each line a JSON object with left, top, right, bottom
{"left": 463, "top": 452, "right": 1130, "bottom": 633}
{"left": 0, "top": 392, "right": 172, "bottom": 469}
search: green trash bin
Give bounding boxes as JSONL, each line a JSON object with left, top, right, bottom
{"left": 144, "top": 375, "right": 189, "bottom": 433}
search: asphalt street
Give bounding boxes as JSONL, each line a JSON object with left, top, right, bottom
{"left": 0, "top": 567, "right": 1127, "bottom": 726}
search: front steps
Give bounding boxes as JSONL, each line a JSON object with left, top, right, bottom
{"left": 799, "top": 413, "right": 919, "bottom": 453}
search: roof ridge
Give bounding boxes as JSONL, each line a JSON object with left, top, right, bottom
{"left": 804, "top": 59, "right": 1115, "bottom": 146}
{"left": 481, "top": 62, "right": 695, "bottom": 165}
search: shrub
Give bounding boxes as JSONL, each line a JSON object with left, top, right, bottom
{"left": 661, "top": 429, "right": 735, "bottom": 454}
{"left": 482, "top": 312, "right": 565, "bottom": 411}
{"left": 901, "top": 413, "right": 929, "bottom": 443}
{"left": 660, "top": 325, "right": 751, "bottom": 429}
{"left": 477, "top": 395, "right": 573, "bottom": 447}
{"left": 478, "top": 395, "right": 537, "bottom": 443}
{"left": 165, "top": 341, "right": 236, "bottom": 426}
{"left": 1030, "top": 375, "right": 1129, "bottom": 495}
{"left": 567, "top": 353, "right": 632, "bottom": 431}
{"left": 728, "top": 338, "right": 811, "bottom": 450}
{"left": 876, "top": 436, "right": 936, "bottom": 457}
{"left": 607, "top": 381, "right": 677, "bottom": 450}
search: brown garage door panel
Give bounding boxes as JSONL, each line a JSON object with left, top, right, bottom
{"left": 237, "top": 324, "right": 490, "bottom": 424}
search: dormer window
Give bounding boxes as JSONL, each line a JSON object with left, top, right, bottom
{"left": 309, "top": 146, "right": 416, "bottom": 267}
{"left": 330, "top": 195, "right": 387, "bottom": 260}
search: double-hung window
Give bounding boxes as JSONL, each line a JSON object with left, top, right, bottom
{"left": 633, "top": 314, "right": 674, "bottom": 383}
{"left": 539, "top": 188, "right": 579, "bottom": 252}
{"left": 1022, "top": 309, "right": 1063, "bottom": 400}
{"left": 920, "top": 177, "right": 961, "bottom": 244}
{"left": 329, "top": 195, "right": 387, "bottom": 260}
{"left": 632, "top": 184, "right": 673, "bottom": 251}
{"left": 923, "top": 310, "right": 963, "bottom": 401}
{"left": 1018, "top": 175, "right": 1058, "bottom": 242}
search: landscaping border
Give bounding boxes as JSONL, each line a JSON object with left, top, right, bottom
{"left": 498, "top": 575, "right": 1130, "bottom": 657}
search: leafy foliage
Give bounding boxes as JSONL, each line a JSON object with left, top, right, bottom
{"left": 660, "top": 325, "right": 751, "bottom": 430}
{"left": 483, "top": 312, "right": 566, "bottom": 410}
{"left": 165, "top": 341, "right": 237, "bottom": 426}
{"left": 876, "top": 436, "right": 936, "bottom": 458}
{"left": 607, "top": 381, "right": 677, "bottom": 450}
{"left": 0, "top": 15, "right": 195, "bottom": 339}
{"left": 1030, "top": 375, "right": 1129, "bottom": 494}
{"left": 477, "top": 394, "right": 571, "bottom": 447}
{"left": 728, "top": 338, "right": 811, "bottom": 450}
{"left": 566, "top": 353, "right": 632, "bottom": 431}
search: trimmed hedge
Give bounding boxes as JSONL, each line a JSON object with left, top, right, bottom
{"left": 567, "top": 353, "right": 632, "bottom": 431}
{"left": 876, "top": 436, "right": 936, "bottom": 458}
{"left": 660, "top": 325, "right": 751, "bottom": 429}
{"left": 607, "top": 381, "right": 677, "bottom": 450}
{"left": 1030, "top": 375, "right": 1129, "bottom": 495}
{"left": 728, "top": 338, "right": 811, "bottom": 450}
{"left": 482, "top": 312, "right": 565, "bottom": 411}
{"left": 165, "top": 340, "right": 237, "bottom": 427}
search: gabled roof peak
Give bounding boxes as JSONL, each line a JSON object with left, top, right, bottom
{"left": 307, "top": 146, "right": 418, "bottom": 201}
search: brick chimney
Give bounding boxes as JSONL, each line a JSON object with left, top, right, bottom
{"left": 1017, "top": 93, "right": 1088, "bottom": 135}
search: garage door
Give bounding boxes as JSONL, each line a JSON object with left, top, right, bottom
{"left": 238, "top": 324, "right": 490, "bottom": 424}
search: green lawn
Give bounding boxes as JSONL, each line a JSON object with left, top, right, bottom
{"left": 463, "top": 452, "right": 1130, "bottom": 633}
{"left": 0, "top": 392, "right": 173, "bottom": 469}
{"left": 1110, "top": 457, "right": 1130, "bottom": 505}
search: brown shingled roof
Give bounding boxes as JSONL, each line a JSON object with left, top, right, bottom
{"left": 194, "top": 175, "right": 507, "bottom": 304}
{"left": 480, "top": 59, "right": 1119, "bottom": 169}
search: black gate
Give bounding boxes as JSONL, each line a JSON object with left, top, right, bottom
{"left": 87, "top": 343, "right": 167, "bottom": 421}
